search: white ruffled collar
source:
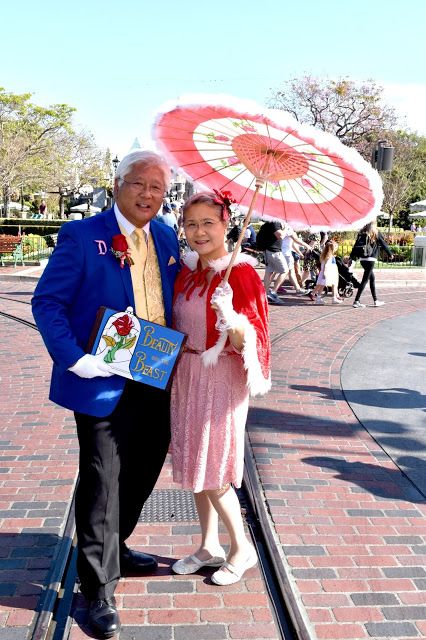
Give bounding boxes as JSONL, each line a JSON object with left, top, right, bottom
{"left": 182, "top": 250, "right": 257, "bottom": 273}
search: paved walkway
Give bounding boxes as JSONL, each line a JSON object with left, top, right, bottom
{"left": 0, "top": 266, "right": 425, "bottom": 640}
{"left": 249, "top": 279, "right": 426, "bottom": 640}
{"left": 341, "top": 311, "right": 426, "bottom": 496}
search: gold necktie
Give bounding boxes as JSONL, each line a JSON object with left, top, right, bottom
{"left": 130, "top": 228, "right": 148, "bottom": 319}
{"left": 132, "top": 228, "right": 147, "bottom": 262}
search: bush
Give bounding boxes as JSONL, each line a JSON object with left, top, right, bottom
{"left": 0, "top": 218, "right": 66, "bottom": 236}
{"left": 383, "top": 231, "right": 414, "bottom": 246}
{"left": 21, "top": 234, "right": 48, "bottom": 253}
{"left": 388, "top": 244, "right": 412, "bottom": 262}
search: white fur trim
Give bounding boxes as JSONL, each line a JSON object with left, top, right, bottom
{"left": 182, "top": 251, "right": 201, "bottom": 271}
{"left": 182, "top": 250, "right": 257, "bottom": 272}
{"left": 238, "top": 314, "right": 271, "bottom": 396}
{"left": 201, "top": 312, "right": 271, "bottom": 397}
{"left": 200, "top": 331, "right": 228, "bottom": 367}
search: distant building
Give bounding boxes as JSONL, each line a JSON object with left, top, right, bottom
{"left": 129, "top": 137, "right": 142, "bottom": 151}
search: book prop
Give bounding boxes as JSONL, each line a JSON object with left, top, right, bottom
{"left": 88, "top": 307, "right": 186, "bottom": 391}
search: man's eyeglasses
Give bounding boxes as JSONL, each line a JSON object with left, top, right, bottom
{"left": 121, "top": 178, "right": 164, "bottom": 196}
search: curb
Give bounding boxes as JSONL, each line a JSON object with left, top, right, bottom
{"left": 0, "top": 274, "right": 41, "bottom": 282}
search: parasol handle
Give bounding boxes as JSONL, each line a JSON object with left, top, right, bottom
{"left": 223, "top": 181, "right": 263, "bottom": 284}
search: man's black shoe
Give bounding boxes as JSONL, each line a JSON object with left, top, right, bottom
{"left": 120, "top": 547, "right": 158, "bottom": 574}
{"left": 88, "top": 598, "right": 120, "bottom": 639}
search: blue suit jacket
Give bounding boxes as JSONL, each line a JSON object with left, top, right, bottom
{"left": 32, "top": 208, "right": 180, "bottom": 417}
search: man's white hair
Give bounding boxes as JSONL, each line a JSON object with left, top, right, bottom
{"left": 115, "top": 151, "right": 171, "bottom": 187}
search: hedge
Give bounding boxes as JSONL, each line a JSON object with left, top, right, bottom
{"left": 0, "top": 218, "right": 67, "bottom": 236}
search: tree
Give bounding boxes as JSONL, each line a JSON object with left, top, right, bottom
{"left": 380, "top": 132, "right": 426, "bottom": 228}
{"left": 44, "top": 131, "right": 112, "bottom": 217}
{"left": 0, "top": 87, "right": 113, "bottom": 218}
{"left": 268, "top": 76, "right": 398, "bottom": 158}
{"left": 0, "top": 87, "right": 75, "bottom": 214}
{"left": 267, "top": 76, "right": 426, "bottom": 227}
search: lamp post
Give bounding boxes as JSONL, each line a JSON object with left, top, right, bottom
{"left": 59, "top": 186, "right": 67, "bottom": 219}
{"left": 371, "top": 140, "right": 394, "bottom": 232}
{"left": 109, "top": 156, "right": 120, "bottom": 207}
{"left": 371, "top": 140, "right": 394, "bottom": 172}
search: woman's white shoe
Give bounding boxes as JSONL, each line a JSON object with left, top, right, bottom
{"left": 172, "top": 548, "right": 226, "bottom": 575}
{"left": 211, "top": 548, "right": 258, "bottom": 585}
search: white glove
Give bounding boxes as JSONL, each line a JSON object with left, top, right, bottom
{"left": 68, "top": 354, "right": 114, "bottom": 379}
{"left": 211, "top": 282, "right": 241, "bottom": 332}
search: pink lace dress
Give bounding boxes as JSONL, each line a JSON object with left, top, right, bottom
{"left": 170, "top": 290, "right": 249, "bottom": 493}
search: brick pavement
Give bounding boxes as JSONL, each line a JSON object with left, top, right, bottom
{"left": 249, "top": 285, "right": 426, "bottom": 640}
{"left": 0, "top": 272, "right": 425, "bottom": 640}
{"left": 0, "top": 290, "right": 79, "bottom": 640}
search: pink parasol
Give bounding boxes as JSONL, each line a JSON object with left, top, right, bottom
{"left": 153, "top": 94, "right": 383, "bottom": 280}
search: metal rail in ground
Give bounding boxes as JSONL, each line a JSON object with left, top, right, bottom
{"left": 2, "top": 309, "right": 298, "bottom": 640}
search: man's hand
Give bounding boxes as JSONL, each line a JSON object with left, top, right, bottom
{"left": 68, "top": 354, "right": 114, "bottom": 379}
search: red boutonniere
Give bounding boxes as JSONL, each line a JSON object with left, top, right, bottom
{"left": 111, "top": 234, "right": 134, "bottom": 268}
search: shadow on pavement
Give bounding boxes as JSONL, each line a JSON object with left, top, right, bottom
{"left": 302, "top": 456, "right": 426, "bottom": 504}
{"left": 290, "top": 383, "right": 426, "bottom": 411}
{"left": 247, "top": 407, "right": 426, "bottom": 504}
{"left": 0, "top": 531, "right": 65, "bottom": 610}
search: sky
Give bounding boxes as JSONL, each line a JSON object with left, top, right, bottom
{"left": 2, "top": 0, "right": 426, "bottom": 160}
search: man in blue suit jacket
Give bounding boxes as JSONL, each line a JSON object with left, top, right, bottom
{"left": 32, "top": 151, "right": 180, "bottom": 639}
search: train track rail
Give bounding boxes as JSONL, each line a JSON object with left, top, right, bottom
{"left": 0, "top": 308, "right": 299, "bottom": 640}
{"left": 2, "top": 287, "right": 425, "bottom": 640}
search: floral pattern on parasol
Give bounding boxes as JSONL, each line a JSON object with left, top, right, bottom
{"left": 153, "top": 95, "right": 383, "bottom": 231}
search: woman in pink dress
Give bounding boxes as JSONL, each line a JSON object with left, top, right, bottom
{"left": 170, "top": 191, "right": 271, "bottom": 585}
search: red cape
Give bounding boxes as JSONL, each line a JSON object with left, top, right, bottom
{"left": 174, "top": 253, "right": 271, "bottom": 395}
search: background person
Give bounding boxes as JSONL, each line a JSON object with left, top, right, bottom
{"left": 301, "top": 233, "right": 321, "bottom": 288}
{"left": 157, "top": 201, "right": 178, "bottom": 232}
{"left": 308, "top": 238, "right": 342, "bottom": 304}
{"left": 265, "top": 223, "right": 310, "bottom": 300}
{"left": 170, "top": 191, "right": 270, "bottom": 586}
{"left": 280, "top": 230, "right": 311, "bottom": 294}
{"left": 258, "top": 220, "right": 289, "bottom": 304}
{"left": 242, "top": 223, "right": 257, "bottom": 249}
{"left": 32, "top": 151, "right": 180, "bottom": 639}
{"left": 38, "top": 199, "right": 47, "bottom": 217}
{"left": 226, "top": 219, "right": 241, "bottom": 251}
{"left": 291, "top": 239, "right": 304, "bottom": 288}
{"left": 319, "top": 230, "right": 329, "bottom": 250}
{"left": 350, "top": 219, "right": 393, "bottom": 308}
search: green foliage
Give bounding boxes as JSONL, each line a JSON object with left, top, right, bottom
{"left": 0, "top": 87, "right": 76, "bottom": 192}
{"left": 21, "top": 233, "right": 48, "bottom": 253}
{"left": 0, "top": 87, "right": 111, "bottom": 217}
{"left": 389, "top": 244, "right": 412, "bottom": 262}
{"left": 383, "top": 231, "right": 407, "bottom": 245}
{"left": 268, "top": 76, "right": 426, "bottom": 222}
{"left": 0, "top": 218, "right": 66, "bottom": 235}
{"left": 268, "top": 76, "right": 397, "bottom": 154}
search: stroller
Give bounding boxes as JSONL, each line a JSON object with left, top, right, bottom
{"left": 335, "top": 256, "right": 360, "bottom": 298}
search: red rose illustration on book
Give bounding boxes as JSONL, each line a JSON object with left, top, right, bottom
{"left": 103, "top": 313, "right": 137, "bottom": 363}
